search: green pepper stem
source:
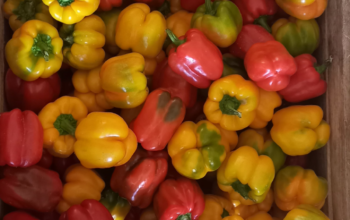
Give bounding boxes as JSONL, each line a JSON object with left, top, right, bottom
{"left": 314, "top": 57, "right": 333, "bottom": 74}
{"left": 176, "top": 213, "right": 191, "bottom": 220}
{"left": 53, "top": 114, "right": 77, "bottom": 136}
{"left": 205, "top": 0, "right": 214, "bottom": 15}
{"left": 219, "top": 95, "right": 242, "bottom": 118}
{"left": 57, "top": 0, "right": 74, "bottom": 7}
{"left": 166, "top": 29, "right": 186, "bottom": 47}
{"left": 31, "top": 34, "right": 53, "bottom": 62}
{"left": 254, "top": 16, "right": 272, "bottom": 33}
{"left": 159, "top": 1, "right": 170, "bottom": 16}
{"left": 13, "top": 0, "right": 40, "bottom": 22}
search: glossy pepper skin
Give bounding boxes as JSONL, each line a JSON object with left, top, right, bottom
{"left": 245, "top": 41, "right": 297, "bottom": 91}
{"left": 0, "top": 109, "right": 43, "bottom": 167}
{"left": 284, "top": 204, "right": 330, "bottom": 220}
{"left": 166, "top": 28, "right": 223, "bottom": 88}
{"left": 4, "top": 212, "right": 39, "bottom": 220}
{"left": 191, "top": 0, "right": 243, "bottom": 48}
{"left": 0, "top": 165, "right": 62, "bottom": 212}
{"left": 99, "top": 0, "right": 122, "bottom": 10}
{"left": 132, "top": 89, "right": 186, "bottom": 151}
{"left": 204, "top": 74, "right": 259, "bottom": 131}
{"left": 59, "top": 200, "right": 113, "bottom": 220}
{"left": 222, "top": 54, "right": 248, "bottom": 79}
{"left": 198, "top": 195, "right": 236, "bottom": 220}
{"left": 276, "top": 0, "right": 327, "bottom": 20}
{"left": 168, "top": 120, "right": 229, "bottom": 179}
{"left": 56, "top": 164, "right": 105, "bottom": 213}
{"left": 38, "top": 96, "right": 88, "bottom": 158}
{"left": 110, "top": 149, "right": 168, "bottom": 208}
{"left": 153, "top": 178, "right": 205, "bottom": 220}
{"left": 217, "top": 146, "right": 275, "bottom": 203}
{"left": 100, "top": 189, "right": 131, "bottom": 220}
{"left": 279, "top": 55, "right": 327, "bottom": 103}
{"left": 60, "top": 15, "right": 106, "bottom": 70}
{"left": 166, "top": 10, "right": 193, "bottom": 38}
{"left": 100, "top": 53, "right": 149, "bottom": 109}
{"left": 270, "top": 105, "right": 330, "bottom": 156}
{"left": 6, "top": 69, "right": 61, "bottom": 114}
{"left": 2, "top": 0, "right": 56, "bottom": 31}
{"left": 115, "top": 3, "right": 166, "bottom": 58}
{"left": 5, "top": 20, "right": 63, "bottom": 81}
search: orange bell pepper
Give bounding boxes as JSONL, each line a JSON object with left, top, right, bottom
{"left": 215, "top": 124, "right": 238, "bottom": 151}
{"left": 275, "top": 0, "right": 327, "bottom": 20}
{"left": 199, "top": 195, "right": 240, "bottom": 220}
{"left": 246, "top": 212, "right": 273, "bottom": 220}
{"left": 166, "top": 10, "right": 193, "bottom": 38}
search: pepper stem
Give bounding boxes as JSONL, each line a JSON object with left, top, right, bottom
{"left": 314, "top": 57, "right": 333, "bottom": 74}
{"left": 13, "top": 0, "right": 40, "bottom": 22}
{"left": 31, "top": 34, "right": 53, "bottom": 62}
{"left": 219, "top": 94, "right": 242, "bottom": 118}
{"left": 205, "top": 0, "right": 214, "bottom": 15}
{"left": 53, "top": 114, "right": 77, "bottom": 136}
{"left": 176, "top": 213, "right": 191, "bottom": 220}
{"left": 254, "top": 15, "right": 272, "bottom": 33}
{"left": 57, "top": 0, "right": 74, "bottom": 7}
{"left": 221, "top": 209, "right": 230, "bottom": 219}
{"left": 159, "top": 0, "right": 170, "bottom": 16}
{"left": 166, "top": 29, "right": 186, "bottom": 47}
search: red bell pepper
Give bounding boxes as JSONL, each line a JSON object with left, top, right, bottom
{"left": 4, "top": 212, "right": 39, "bottom": 220}
{"left": 278, "top": 54, "right": 328, "bottom": 103}
{"left": 166, "top": 29, "right": 223, "bottom": 89}
{"left": 184, "top": 100, "right": 205, "bottom": 122}
{"left": 59, "top": 200, "right": 113, "bottom": 220}
{"left": 135, "top": 0, "right": 164, "bottom": 8}
{"left": 132, "top": 89, "right": 186, "bottom": 151}
{"left": 0, "top": 165, "right": 62, "bottom": 212}
{"left": 153, "top": 178, "right": 205, "bottom": 220}
{"left": 180, "top": 0, "right": 213, "bottom": 12}
{"left": 0, "top": 109, "right": 43, "bottom": 167}
{"left": 99, "top": 0, "right": 122, "bottom": 11}
{"left": 244, "top": 40, "right": 297, "bottom": 91}
{"left": 229, "top": 24, "right": 274, "bottom": 59}
{"left": 153, "top": 59, "right": 197, "bottom": 108}
{"left": 110, "top": 148, "right": 168, "bottom": 208}
{"left": 37, "top": 149, "right": 53, "bottom": 169}
{"left": 6, "top": 69, "right": 61, "bottom": 114}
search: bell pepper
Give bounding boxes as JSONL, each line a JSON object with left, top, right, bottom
{"left": 204, "top": 74, "right": 260, "bottom": 131}
{"left": 100, "top": 53, "right": 149, "bottom": 109}
{"left": 4, "top": 212, "right": 39, "bottom": 220}
{"left": 284, "top": 205, "right": 330, "bottom": 220}
{"left": 222, "top": 54, "right": 248, "bottom": 79}
{"left": 215, "top": 124, "right": 238, "bottom": 151}
{"left": 115, "top": 3, "right": 166, "bottom": 58}
{"left": 6, "top": 69, "right": 61, "bottom": 114}
{"left": 60, "top": 15, "right": 106, "bottom": 70}
{"left": 99, "top": 0, "right": 122, "bottom": 10}
{"left": 132, "top": 89, "right": 186, "bottom": 151}
{"left": 246, "top": 212, "right": 273, "bottom": 220}
{"left": 38, "top": 96, "right": 88, "bottom": 158}
{"left": 100, "top": 188, "right": 131, "bottom": 220}
{"left": 166, "top": 10, "right": 193, "bottom": 38}
{"left": 198, "top": 194, "right": 236, "bottom": 220}
{"left": 53, "top": 154, "right": 80, "bottom": 178}
{"left": 153, "top": 178, "right": 205, "bottom": 220}
{"left": 191, "top": 0, "right": 242, "bottom": 47}
{"left": 180, "top": 0, "right": 211, "bottom": 12}
{"left": 229, "top": 24, "right": 274, "bottom": 59}
{"left": 59, "top": 200, "right": 113, "bottom": 220}
{"left": 0, "top": 109, "right": 43, "bottom": 167}
{"left": 217, "top": 146, "right": 275, "bottom": 203}
{"left": 168, "top": 120, "right": 229, "bottom": 179}
{"left": 72, "top": 67, "right": 113, "bottom": 112}
{"left": 0, "top": 165, "right": 62, "bottom": 212}
{"left": 56, "top": 164, "right": 105, "bottom": 213}
{"left": 274, "top": 166, "right": 328, "bottom": 211}
{"left": 270, "top": 105, "right": 330, "bottom": 156}
{"left": 38, "top": 149, "right": 54, "bottom": 168}
{"left": 140, "top": 207, "right": 157, "bottom": 220}
{"left": 166, "top": 28, "right": 223, "bottom": 88}
{"left": 120, "top": 105, "right": 144, "bottom": 125}
{"left": 110, "top": 148, "right": 168, "bottom": 208}
{"left": 170, "top": 0, "right": 181, "bottom": 13}
{"left": 184, "top": 100, "right": 205, "bottom": 122}
{"left": 244, "top": 41, "right": 297, "bottom": 91}
{"left": 275, "top": 0, "right": 327, "bottom": 20}
{"left": 279, "top": 54, "right": 328, "bottom": 103}
{"left": 135, "top": 0, "right": 164, "bottom": 8}
{"left": 5, "top": 20, "right": 63, "bottom": 81}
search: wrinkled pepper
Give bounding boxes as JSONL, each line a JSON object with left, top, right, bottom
{"left": 198, "top": 195, "right": 236, "bottom": 220}
{"left": 74, "top": 112, "right": 137, "bottom": 169}
{"left": 110, "top": 149, "right": 168, "bottom": 208}
{"left": 270, "top": 105, "right": 330, "bottom": 155}
{"left": 204, "top": 74, "right": 259, "bottom": 131}
{"left": 215, "top": 124, "right": 238, "bottom": 151}
{"left": 274, "top": 166, "right": 328, "bottom": 211}
{"left": 4, "top": 212, "right": 38, "bottom": 220}
{"left": 275, "top": 0, "right": 327, "bottom": 20}
{"left": 60, "top": 15, "right": 106, "bottom": 70}
{"left": 166, "top": 28, "right": 223, "bottom": 88}
{"left": 56, "top": 164, "right": 105, "bottom": 213}
{"left": 166, "top": 10, "right": 193, "bottom": 38}
{"left": 100, "top": 53, "right": 149, "bottom": 109}
{"left": 140, "top": 207, "right": 157, "bottom": 220}
{"left": 38, "top": 96, "right": 88, "bottom": 158}
{"left": 222, "top": 54, "right": 248, "bottom": 78}
{"left": 244, "top": 41, "right": 297, "bottom": 91}
{"left": 284, "top": 204, "right": 330, "bottom": 220}
{"left": 100, "top": 188, "right": 131, "bottom": 220}
{"left": 153, "top": 178, "right": 205, "bottom": 220}
{"left": 191, "top": 0, "right": 243, "bottom": 47}
{"left": 59, "top": 200, "right": 113, "bottom": 220}
{"left": 5, "top": 20, "right": 63, "bottom": 81}
{"left": 0, "top": 165, "right": 62, "bottom": 212}
{"left": 99, "top": 0, "right": 122, "bottom": 11}
{"left": 217, "top": 146, "right": 275, "bottom": 203}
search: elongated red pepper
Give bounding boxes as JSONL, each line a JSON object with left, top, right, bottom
{"left": 110, "top": 148, "right": 168, "bottom": 208}
{"left": 99, "top": 0, "right": 122, "bottom": 11}
{"left": 4, "top": 212, "right": 38, "bottom": 220}
{"left": 244, "top": 40, "right": 297, "bottom": 91}
{"left": 279, "top": 54, "right": 328, "bottom": 103}
{"left": 153, "top": 178, "right": 205, "bottom": 220}
{"left": 59, "top": 200, "right": 113, "bottom": 220}
{"left": 0, "top": 109, "right": 43, "bottom": 167}
{"left": 166, "top": 29, "right": 223, "bottom": 89}
{"left": 132, "top": 89, "right": 185, "bottom": 151}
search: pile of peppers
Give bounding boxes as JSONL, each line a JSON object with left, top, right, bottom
{"left": 0, "top": 0, "right": 331, "bottom": 219}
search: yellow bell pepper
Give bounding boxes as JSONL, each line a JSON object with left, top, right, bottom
{"left": 250, "top": 88, "right": 282, "bottom": 129}
{"left": 60, "top": 15, "right": 105, "bottom": 70}
{"left": 56, "top": 164, "right": 105, "bottom": 213}
{"left": 74, "top": 112, "right": 138, "bottom": 169}
{"left": 246, "top": 212, "right": 273, "bottom": 220}
{"left": 43, "top": 0, "right": 99, "bottom": 24}
{"left": 166, "top": 10, "right": 193, "bottom": 38}
{"left": 168, "top": 120, "right": 229, "bottom": 180}
{"left": 5, "top": 20, "right": 63, "bottom": 81}
{"left": 72, "top": 67, "right": 113, "bottom": 112}
{"left": 217, "top": 146, "right": 275, "bottom": 203}
{"left": 199, "top": 194, "right": 241, "bottom": 220}
{"left": 100, "top": 53, "right": 149, "bottom": 109}
{"left": 270, "top": 105, "right": 330, "bottom": 156}
{"left": 38, "top": 96, "right": 88, "bottom": 158}
{"left": 115, "top": 3, "right": 167, "bottom": 58}
{"left": 274, "top": 166, "right": 328, "bottom": 211}
{"left": 215, "top": 124, "right": 238, "bottom": 151}
{"left": 204, "top": 75, "right": 259, "bottom": 131}
{"left": 284, "top": 204, "right": 330, "bottom": 220}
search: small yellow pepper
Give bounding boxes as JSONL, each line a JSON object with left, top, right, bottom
{"left": 199, "top": 194, "right": 242, "bottom": 220}
{"left": 166, "top": 10, "right": 193, "bottom": 38}
{"left": 284, "top": 204, "right": 330, "bottom": 220}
